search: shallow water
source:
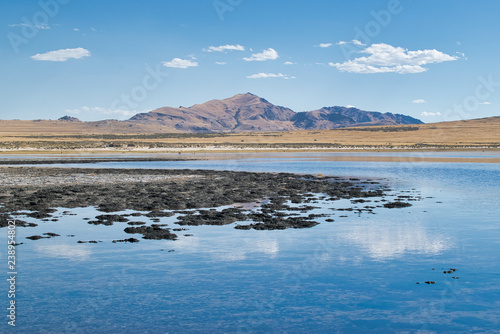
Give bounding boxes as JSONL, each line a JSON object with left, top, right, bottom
{"left": 1, "top": 153, "right": 499, "bottom": 333}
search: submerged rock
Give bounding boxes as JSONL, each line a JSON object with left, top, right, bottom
{"left": 383, "top": 201, "right": 412, "bottom": 208}
{"left": 26, "top": 235, "right": 49, "bottom": 240}
{"left": 124, "top": 226, "right": 178, "bottom": 240}
{"left": 112, "top": 238, "right": 140, "bottom": 243}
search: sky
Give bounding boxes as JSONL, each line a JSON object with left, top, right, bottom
{"left": 1, "top": 0, "right": 499, "bottom": 122}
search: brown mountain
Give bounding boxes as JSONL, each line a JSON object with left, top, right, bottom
{"left": 291, "top": 106, "right": 422, "bottom": 129}
{"left": 129, "top": 93, "right": 422, "bottom": 132}
{"left": 130, "top": 93, "right": 297, "bottom": 132}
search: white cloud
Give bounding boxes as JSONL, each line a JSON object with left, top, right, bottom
{"left": 283, "top": 61, "right": 294, "bottom": 65}
{"left": 412, "top": 99, "right": 426, "bottom": 104}
{"left": 73, "top": 28, "right": 79, "bottom": 31}
{"left": 215, "top": 61, "right": 227, "bottom": 65}
{"left": 247, "top": 72, "right": 295, "bottom": 79}
{"left": 456, "top": 52, "right": 467, "bottom": 60}
{"left": 346, "top": 105, "right": 356, "bottom": 108}
{"left": 479, "top": 101, "right": 491, "bottom": 105}
{"left": 318, "top": 43, "right": 332, "bottom": 48}
{"left": 330, "top": 43, "right": 458, "bottom": 74}
{"left": 162, "top": 58, "right": 198, "bottom": 68}
{"left": 31, "top": 47, "right": 91, "bottom": 62}
{"left": 421, "top": 111, "right": 442, "bottom": 116}
{"left": 337, "top": 40, "right": 364, "bottom": 46}
{"left": 204, "top": 44, "right": 245, "bottom": 52}
{"left": 243, "top": 48, "right": 279, "bottom": 61}
{"left": 10, "top": 22, "right": 50, "bottom": 30}
{"left": 65, "top": 106, "right": 137, "bottom": 117}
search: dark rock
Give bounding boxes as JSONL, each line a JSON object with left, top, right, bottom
{"left": 26, "top": 235, "right": 49, "bottom": 240}
{"left": 112, "top": 238, "right": 140, "bottom": 243}
{"left": 383, "top": 201, "right": 412, "bottom": 209}
{"left": 145, "top": 211, "right": 174, "bottom": 217}
{"left": 124, "top": 226, "right": 178, "bottom": 240}
{"left": 127, "top": 221, "right": 146, "bottom": 226}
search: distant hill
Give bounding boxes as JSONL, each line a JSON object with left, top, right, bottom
{"left": 58, "top": 116, "right": 81, "bottom": 122}
{"left": 129, "top": 93, "right": 422, "bottom": 132}
{"left": 292, "top": 106, "right": 421, "bottom": 129}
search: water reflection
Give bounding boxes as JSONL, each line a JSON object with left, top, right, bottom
{"left": 35, "top": 243, "right": 92, "bottom": 261}
{"left": 342, "top": 218, "right": 452, "bottom": 261}
{"left": 208, "top": 234, "right": 280, "bottom": 262}
{"left": 173, "top": 231, "right": 280, "bottom": 262}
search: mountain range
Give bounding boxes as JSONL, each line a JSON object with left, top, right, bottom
{"left": 62, "top": 93, "right": 423, "bottom": 132}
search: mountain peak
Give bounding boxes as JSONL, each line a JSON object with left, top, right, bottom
{"left": 222, "top": 92, "right": 265, "bottom": 105}
{"left": 129, "top": 94, "right": 422, "bottom": 132}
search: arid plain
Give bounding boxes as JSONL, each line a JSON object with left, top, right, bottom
{"left": 1, "top": 116, "right": 499, "bottom": 155}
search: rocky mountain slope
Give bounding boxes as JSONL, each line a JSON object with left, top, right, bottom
{"left": 129, "top": 93, "right": 422, "bottom": 132}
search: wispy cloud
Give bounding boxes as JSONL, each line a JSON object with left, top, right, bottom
{"left": 215, "top": 61, "right": 227, "bottom": 65}
{"left": 456, "top": 52, "right": 468, "bottom": 60}
{"left": 31, "top": 47, "right": 91, "bottom": 62}
{"left": 421, "top": 111, "right": 442, "bottom": 116}
{"left": 479, "top": 101, "right": 491, "bottom": 105}
{"left": 243, "top": 48, "right": 279, "bottom": 61}
{"left": 204, "top": 44, "right": 245, "bottom": 52}
{"left": 412, "top": 99, "right": 426, "bottom": 104}
{"left": 10, "top": 22, "right": 50, "bottom": 30}
{"left": 283, "top": 61, "right": 295, "bottom": 65}
{"left": 337, "top": 40, "right": 364, "bottom": 46}
{"left": 247, "top": 72, "right": 295, "bottom": 79}
{"left": 163, "top": 58, "right": 198, "bottom": 68}
{"left": 65, "top": 106, "right": 137, "bottom": 117}
{"left": 317, "top": 43, "right": 332, "bottom": 48}
{"left": 329, "top": 43, "right": 458, "bottom": 74}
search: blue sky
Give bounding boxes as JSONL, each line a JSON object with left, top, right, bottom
{"left": 1, "top": 0, "right": 499, "bottom": 122}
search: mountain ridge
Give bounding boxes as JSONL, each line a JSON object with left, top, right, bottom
{"left": 128, "top": 93, "right": 423, "bottom": 133}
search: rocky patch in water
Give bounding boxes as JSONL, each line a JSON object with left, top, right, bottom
{"left": 112, "top": 238, "right": 140, "bottom": 243}
{"left": 0, "top": 166, "right": 419, "bottom": 241}
{"left": 124, "top": 225, "right": 178, "bottom": 240}
{"left": 88, "top": 214, "right": 130, "bottom": 226}
{"left": 383, "top": 201, "right": 412, "bottom": 209}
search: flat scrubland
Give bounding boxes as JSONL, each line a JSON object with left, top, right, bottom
{"left": 0, "top": 116, "right": 499, "bottom": 153}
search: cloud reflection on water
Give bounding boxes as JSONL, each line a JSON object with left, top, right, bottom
{"left": 173, "top": 231, "right": 280, "bottom": 262}
{"left": 342, "top": 218, "right": 452, "bottom": 261}
{"left": 35, "top": 243, "right": 92, "bottom": 261}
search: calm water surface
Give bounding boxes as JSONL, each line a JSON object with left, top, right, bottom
{"left": 1, "top": 153, "right": 499, "bottom": 333}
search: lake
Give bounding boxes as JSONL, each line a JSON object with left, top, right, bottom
{"left": 1, "top": 152, "right": 499, "bottom": 333}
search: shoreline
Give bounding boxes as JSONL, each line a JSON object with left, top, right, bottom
{"left": 1, "top": 145, "right": 500, "bottom": 155}
{"left": 1, "top": 151, "right": 499, "bottom": 164}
